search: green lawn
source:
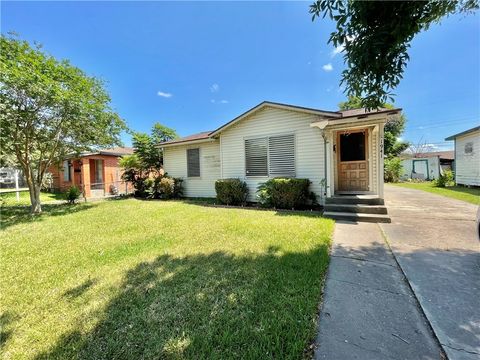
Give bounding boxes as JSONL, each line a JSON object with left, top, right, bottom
{"left": 392, "top": 182, "right": 480, "bottom": 205}
{"left": 0, "top": 198, "right": 333, "bottom": 359}
{"left": 0, "top": 190, "right": 63, "bottom": 206}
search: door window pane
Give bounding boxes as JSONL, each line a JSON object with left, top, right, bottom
{"left": 340, "top": 132, "right": 366, "bottom": 161}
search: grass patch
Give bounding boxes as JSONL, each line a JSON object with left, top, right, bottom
{"left": 0, "top": 198, "right": 333, "bottom": 359}
{"left": 392, "top": 182, "right": 480, "bottom": 205}
{"left": 0, "top": 191, "right": 63, "bottom": 206}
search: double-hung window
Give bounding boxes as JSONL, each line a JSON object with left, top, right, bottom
{"left": 63, "top": 160, "right": 71, "bottom": 181}
{"left": 245, "top": 134, "right": 295, "bottom": 177}
{"left": 187, "top": 148, "right": 200, "bottom": 177}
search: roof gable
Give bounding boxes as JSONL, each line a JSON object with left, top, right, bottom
{"left": 209, "top": 101, "right": 341, "bottom": 137}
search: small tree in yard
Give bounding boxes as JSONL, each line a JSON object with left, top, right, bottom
{"left": 120, "top": 123, "right": 177, "bottom": 196}
{"left": 0, "top": 35, "right": 126, "bottom": 213}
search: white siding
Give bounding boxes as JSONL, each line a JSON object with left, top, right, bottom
{"left": 401, "top": 157, "right": 441, "bottom": 180}
{"left": 163, "top": 141, "right": 221, "bottom": 197}
{"left": 220, "top": 107, "right": 325, "bottom": 201}
{"left": 455, "top": 130, "right": 480, "bottom": 186}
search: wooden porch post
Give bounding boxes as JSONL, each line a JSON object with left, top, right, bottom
{"left": 379, "top": 122, "right": 385, "bottom": 199}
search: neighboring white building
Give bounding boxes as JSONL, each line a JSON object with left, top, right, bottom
{"left": 400, "top": 151, "right": 454, "bottom": 181}
{"left": 445, "top": 126, "right": 480, "bottom": 186}
{"left": 161, "top": 101, "right": 401, "bottom": 206}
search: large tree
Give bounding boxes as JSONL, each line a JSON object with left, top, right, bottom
{"left": 310, "top": 1, "right": 479, "bottom": 109}
{"left": 0, "top": 35, "right": 126, "bottom": 213}
{"left": 339, "top": 96, "right": 409, "bottom": 157}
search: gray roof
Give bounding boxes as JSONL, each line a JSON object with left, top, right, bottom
{"left": 158, "top": 101, "right": 401, "bottom": 147}
{"left": 445, "top": 126, "right": 480, "bottom": 141}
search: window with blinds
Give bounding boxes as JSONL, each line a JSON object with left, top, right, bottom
{"left": 269, "top": 134, "right": 295, "bottom": 177}
{"left": 245, "top": 134, "right": 295, "bottom": 177}
{"left": 187, "top": 148, "right": 200, "bottom": 177}
{"left": 245, "top": 137, "right": 268, "bottom": 176}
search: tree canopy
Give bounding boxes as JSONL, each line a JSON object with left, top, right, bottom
{"left": 339, "top": 96, "right": 409, "bottom": 157}
{"left": 0, "top": 35, "right": 127, "bottom": 213}
{"left": 310, "top": 0, "right": 479, "bottom": 109}
{"left": 128, "top": 122, "right": 178, "bottom": 175}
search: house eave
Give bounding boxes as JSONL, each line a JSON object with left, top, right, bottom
{"left": 160, "top": 137, "right": 216, "bottom": 148}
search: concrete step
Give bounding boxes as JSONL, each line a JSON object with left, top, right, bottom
{"left": 324, "top": 203, "right": 388, "bottom": 214}
{"left": 323, "top": 211, "right": 391, "bottom": 223}
{"left": 325, "top": 195, "right": 384, "bottom": 205}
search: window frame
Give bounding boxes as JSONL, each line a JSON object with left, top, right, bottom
{"left": 63, "top": 160, "right": 71, "bottom": 182}
{"left": 186, "top": 148, "right": 201, "bottom": 178}
{"left": 244, "top": 133, "right": 296, "bottom": 178}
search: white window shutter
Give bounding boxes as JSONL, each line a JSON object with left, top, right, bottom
{"left": 268, "top": 134, "right": 295, "bottom": 177}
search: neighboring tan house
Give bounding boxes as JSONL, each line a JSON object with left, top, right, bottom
{"left": 160, "top": 101, "right": 402, "bottom": 222}
{"left": 48, "top": 147, "right": 134, "bottom": 198}
{"left": 445, "top": 126, "right": 480, "bottom": 186}
{"left": 400, "top": 151, "right": 454, "bottom": 181}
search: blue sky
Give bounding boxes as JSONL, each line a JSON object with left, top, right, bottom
{"left": 2, "top": 1, "right": 479, "bottom": 150}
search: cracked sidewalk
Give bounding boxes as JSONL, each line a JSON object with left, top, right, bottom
{"left": 314, "top": 221, "right": 444, "bottom": 360}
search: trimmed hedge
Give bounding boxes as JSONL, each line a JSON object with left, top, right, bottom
{"left": 215, "top": 178, "right": 248, "bottom": 206}
{"left": 257, "top": 178, "right": 317, "bottom": 209}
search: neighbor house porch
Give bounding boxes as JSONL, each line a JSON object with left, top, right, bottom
{"left": 49, "top": 154, "right": 132, "bottom": 198}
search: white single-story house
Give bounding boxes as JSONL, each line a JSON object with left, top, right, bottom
{"left": 400, "top": 151, "right": 454, "bottom": 181}
{"left": 160, "top": 101, "right": 401, "bottom": 220}
{"left": 445, "top": 126, "right": 480, "bottom": 186}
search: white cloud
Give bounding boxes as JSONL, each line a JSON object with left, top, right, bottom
{"left": 330, "top": 35, "right": 356, "bottom": 58}
{"left": 322, "top": 63, "right": 333, "bottom": 72}
{"left": 157, "top": 91, "right": 172, "bottom": 98}
{"left": 331, "top": 44, "right": 344, "bottom": 58}
{"left": 210, "top": 83, "right": 219, "bottom": 93}
{"left": 211, "top": 99, "right": 229, "bottom": 104}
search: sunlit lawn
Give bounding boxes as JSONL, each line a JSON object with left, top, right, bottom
{"left": 0, "top": 191, "right": 63, "bottom": 206}
{"left": 392, "top": 181, "right": 480, "bottom": 205}
{"left": 0, "top": 198, "right": 333, "bottom": 359}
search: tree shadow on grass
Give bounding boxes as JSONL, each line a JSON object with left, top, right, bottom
{"left": 0, "top": 311, "right": 18, "bottom": 348}
{"left": 36, "top": 245, "right": 330, "bottom": 360}
{"left": 179, "top": 199, "right": 325, "bottom": 219}
{"left": 63, "top": 278, "right": 98, "bottom": 300}
{"left": 1, "top": 203, "right": 95, "bottom": 230}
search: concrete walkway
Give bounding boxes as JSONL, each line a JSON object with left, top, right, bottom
{"left": 315, "top": 221, "right": 443, "bottom": 359}
{"left": 381, "top": 185, "right": 480, "bottom": 360}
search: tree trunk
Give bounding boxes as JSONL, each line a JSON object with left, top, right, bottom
{"left": 27, "top": 178, "right": 42, "bottom": 214}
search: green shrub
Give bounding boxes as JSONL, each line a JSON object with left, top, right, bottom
{"left": 257, "top": 178, "right": 317, "bottom": 209}
{"left": 64, "top": 186, "right": 81, "bottom": 204}
{"left": 172, "top": 177, "right": 183, "bottom": 198}
{"left": 433, "top": 170, "right": 455, "bottom": 187}
{"left": 145, "top": 175, "right": 183, "bottom": 199}
{"left": 215, "top": 179, "right": 248, "bottom": 206}
{"left": 384, "top": 157, "right": 403, "bottom": 183}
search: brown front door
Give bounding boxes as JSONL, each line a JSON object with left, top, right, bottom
{"left": 337, "top": 130, "right": 369, "bottom": 192}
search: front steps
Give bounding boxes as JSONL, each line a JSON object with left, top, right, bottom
{"left": 323, "top": 195, "right": 391, "bottom": 223}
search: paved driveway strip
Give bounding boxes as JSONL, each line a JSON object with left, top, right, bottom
{"left": 381, "top": 185, "right": 480, "bottom": 360}
{"left": 315, "top": 221, "right": 443, "bottom": 360}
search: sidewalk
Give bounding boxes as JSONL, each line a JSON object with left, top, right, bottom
{"left": 314, "top": 221, "right": 443, "bottom": 360}
{"left": 381, "top": 185, "right": 479, "bottom": 360}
